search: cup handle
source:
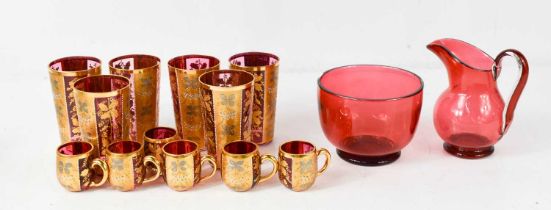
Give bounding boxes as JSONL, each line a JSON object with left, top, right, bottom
{"left": 259, "top": 154, "right": 278, "bottom": 183}
{"left": 198, "top": 155, "right": 217, "bottom": 183}
{"left": 143, "top": 155, "right": 161, "bottom": 184}
{"left": 89, "top": 158, "right": 108, "bottom": 187}
{"left": 316, "top": 148, "right": 331, "bottom": 176}
{"left": 492, "top": 49, "right": 529, "bottom": 135}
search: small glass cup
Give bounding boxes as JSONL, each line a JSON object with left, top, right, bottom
{"left": 56, "top": 141, "right": 108, "bottom": 192}
{"left": 106, "top": 141, "right": 161, "bottom": 191}
{"left": 144, "top": 127, "right": 178, "bottom": 165}
{"left": 220, "top": 141, "right": 277, "bottom": 192}
{"left": 318, "top": 65, "right": 423, "bottom": 166}
{"left": 161, "top": 140, "right": 217, "bottom": 191}
{"left": 278, "top": 140, "right": 330, "bottom": 192}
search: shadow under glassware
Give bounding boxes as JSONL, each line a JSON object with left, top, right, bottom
{"left": 318, "top": 65, "right": 423, "bottom": 166}
{"left": 198, "top": 70, "right": 255, "bottom": 166}
{"left": 168, "top": 55, "right": 220, "bottom": 150}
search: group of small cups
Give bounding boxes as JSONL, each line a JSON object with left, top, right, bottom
{"left": 56, "top": 126, "right": 331, "bottom": 192}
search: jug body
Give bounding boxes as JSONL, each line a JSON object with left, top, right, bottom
{"left": 434, "top": 80, "right": 504, "bottom": 157}
{"left": 428, "top": 38, "right": 529, "bottom": 159}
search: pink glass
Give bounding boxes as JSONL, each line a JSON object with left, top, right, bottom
{"left": 145, "top": 127, "right": 177, "bottom": 140}
{"left": 318, "top": 65, "right": 423, "bottom": 166}
{"left": 164, "top": 140, "right": 197, "bottom": 155}
{"left": 58, "top": 141, "right": 93, "bottom": 156}
{"left": 224, "top": 141, "right": 257, "bottom": 154}
{"left": 280, "top": 141, "right": 316, "bottom": 154}
{"left": 428, "top": 38, "right": 529, "bottom": 159}
{"left": 108, "top": 141, "right": 141, "bottom": 154}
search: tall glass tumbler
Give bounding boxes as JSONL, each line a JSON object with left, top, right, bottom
{"left": 73, "top": 75, "right": 131, "bottom": 157}
{"left": 49, "top": 56, "right": 101, "bottom": 143}
{"left": 318, "top": 65, "right": 423, "bottom": 166}
{"left": 229, "top": 52, "right": 279, "bottom": 145}
{"left": 198, "top": 70, "right": 254, "bottom": 165}
{"left": 168, "top": 55, "right": 220, "bottom": 149}
{"left": 109, "top": 54, "right": 160, "bottom": 143}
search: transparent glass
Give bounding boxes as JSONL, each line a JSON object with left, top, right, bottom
{"left": 318, "top": 65, "right": 423, "bottom": 166}
{"left": 427, "top": 38, "right": 529, "bottom": 158}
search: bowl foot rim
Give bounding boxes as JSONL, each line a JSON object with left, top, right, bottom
{"left": 336, "top": 149, "right": 400, "bottom": 166}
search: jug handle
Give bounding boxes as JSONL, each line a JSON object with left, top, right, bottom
{"left": 492, "top": 49, "right": 529, "bottom": 135}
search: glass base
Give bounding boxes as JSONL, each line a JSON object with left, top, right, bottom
{"left": 443, "top": 143, "right": 494, "bottom": 159}
{"left": 336, "top": 149, "right": 401, "bottom": 166}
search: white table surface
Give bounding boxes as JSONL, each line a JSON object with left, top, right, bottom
{"left": 0, "top": 1, "right": 550, "bottom": 209}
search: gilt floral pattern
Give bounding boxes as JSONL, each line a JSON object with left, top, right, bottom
{"left": 49, "top": 63, "right": 100, "bottom": 143}
{"left": 228, "top": 160, "right": 244, "bottom": 171}
{"left": 278, "top": 154, "right": 293, "bottom": 189}
{"left": 95, "top": 97, "right": 123, "bottom": 156}
{"left": 107, "top": 150, "right": 146, "bottom": 192}
{"left": 251, "top": 71, "right": 265, "bottom": 143}
{"left": 57, "top": 160, "right": 77, "bottom": 191}
{"left": 229, "top": 55, "right": 279, "bottom": 145}
{"left": 163, "top": 153, "right": 202, "bottom": 191}
{"left": 251, "top": 154, "right": 261, "bottom": 187}
{"left": 110, "top": 57, "right": 159, "bottom": 143}
{"left": 278, "top": 152, "right": 319, "bottom": 192}
{"left": 169, "top": 66, "right": 210, "bottom": 149}
{"left": 222, "top": 156, "right": 253, "bottom": 192}
{"left": 200, "top": 89, "right": 216, "bottom": 160}
{"left": 56, "top": 156, "right": 93, "bottom": 192}
{"left": 241, "top": 89, "right": 253, "bottom": 142}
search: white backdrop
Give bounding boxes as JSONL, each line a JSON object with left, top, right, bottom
{"left": 0, "top": 0, "right": 550, "bottom": 210}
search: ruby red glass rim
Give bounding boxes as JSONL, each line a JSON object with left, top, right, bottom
{"left": 163, "top": 140, "right": 197, "bottom": 155}
{"left": 168, "top": 54, "right": 220, "bottom": 70}
{"left": 109, "top": 54, "right": 160, "bottom": 70}
{"left": 108, "top": 141, "right": 141, "bottom": 154}
{"left": 73, "top": 75, "right": 130, "bottom": 93}
{"left": 199, "top": 70, "right": 254, "bottom": 87}
{"left": 318, "top": 64, "right": 424, "bottom": 101}
{"left": 145, "top": 127, "right": 177, "bottom": 140}
{"left": 224, "top": 141, "right": 257, "bottom": 154}
{"left": 280, "top": 140, "right": 315, "bottom": 154}
{"left": 49, "top": 56, "right": 100, "bottom": 72}
{"left": 229, "top": 51, "right": 279, "bottom": 67}
{"left": 57, "top": 141, "right": 93, "bottom": 156}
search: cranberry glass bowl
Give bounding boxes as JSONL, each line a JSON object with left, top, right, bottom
{"left": 318, "top": 65, "right": 423, "bottom": 166}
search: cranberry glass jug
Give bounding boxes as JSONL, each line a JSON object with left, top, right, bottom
{"left": 427, "top": 38, "right": 529, "bottom": 159}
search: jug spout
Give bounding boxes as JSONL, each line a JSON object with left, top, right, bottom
{"left": 427, "top": 38, "right": 495, "bottom": 72}
{"left": 427, "top": 38, "right": 496, "bottom": 86}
